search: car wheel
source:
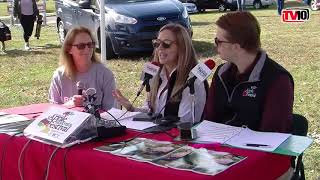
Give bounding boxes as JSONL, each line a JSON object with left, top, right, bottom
{"left": 253, "top": 0, "right": 262, "bottom": 9}
{"left": 57, "top": 21, "right": 66, "bottom": 44}
{"left": 311, "top": 0, "right": 320, "bottom": 10}
{"left": 218, "top": 3, "right": 227, "bottom": 11}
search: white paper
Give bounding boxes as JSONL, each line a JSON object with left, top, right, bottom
{"left": 24, "top": 107, "right": 92, "bottom": 144}
{"left": 100, "top": 108, "right": 156, "bottom": 130}
{"left": 0, "top": 112, "right": 30, "bottom": 125}
{"left": 194, "top": 120, "right": 291, "bottom": 152}
{"left": 225, "top": 128, "right": 291, "bottom": 152}
{"left": 194, "top": 120, "right": 243, "bottom": 143}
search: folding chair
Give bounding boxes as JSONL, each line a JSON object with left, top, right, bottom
{"left": 291, "top": 114, "right": 308, "bottom": 180}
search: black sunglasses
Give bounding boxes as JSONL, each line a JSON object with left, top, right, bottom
{"left": 71, "top": 42, "right": 96, "bottom": 50}
{"left": 152, "top": 39, "right": 176, "bottom": 49}
{"left": 214, "top": 37, "right": 231, "bottom": 46}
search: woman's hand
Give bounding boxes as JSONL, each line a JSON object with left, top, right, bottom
{"left": 64, "top": 95, "right": 84, "bottom": 107}
{"left": 112, "top": 89, "right": 134, "bottom": 111}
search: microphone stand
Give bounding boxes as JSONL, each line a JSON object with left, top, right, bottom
{"left": 177, "top": 78, "right": 197, "bottom": 141}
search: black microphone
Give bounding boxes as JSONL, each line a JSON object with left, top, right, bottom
{"left": 76, "top": 81, "right": 84, "bottom": 95}
{"left": 137, "top": 61, "right": 161, "bottom": 96}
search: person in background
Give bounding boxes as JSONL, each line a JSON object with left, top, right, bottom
{"left": 277, "top": 0, "right": 285, "bottom": 15}
{"left": 48, "top": 26, "right": 116, "bottom": 111}
{"left": 113, "top": 23, "right": 207, "bottom": 123}
{"left": 204, "top": 11, "right": 294, "bottom": 133}
{"left": 13, "top": 0, "right": 39, "bottom": 50}
{"left": 237, "top": 0, "right": 246, "bottom": 11}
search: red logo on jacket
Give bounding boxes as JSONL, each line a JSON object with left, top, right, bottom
{"left": 242, "top": 86, "right": 257, "bottom": 98}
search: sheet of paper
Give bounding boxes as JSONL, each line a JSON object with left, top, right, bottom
{"left": 100, "top": 109, "right": 156, "bottom": 130}
{"left": 226, "top": 128, "right": 291, "bottom": 152}
{"left": 194, "top": 120, "right": 243, "bottom": 143}
{"left": 273, "top": 135, "right": 313, "bottom": 156}
{"left": 0, "top": 112, "right": 30, "bottom": 125}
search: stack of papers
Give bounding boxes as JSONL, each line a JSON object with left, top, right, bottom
{"left": 100, "top": 108, "right": 157, "bottom": 130}
{"left": 194, "top": 121, "right": 313, "bottom": 155}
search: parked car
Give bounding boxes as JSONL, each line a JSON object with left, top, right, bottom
{"left": 183, "top": 2, "right": 198, "bottom": 13}
{"left": 226, "top": 0, "right": 274, "bottom": 9}
{"left": 55, "top": 0, "right": 193, "bottom": 58}
{"left": 181, "top": 0, "right": 236, "bottom": 12}
{"left": 310, "top": 0, "right": 320, "bottom": 10}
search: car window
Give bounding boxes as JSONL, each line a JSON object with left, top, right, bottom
{"left": 106, "top": 0, "right": 160, "bottom": 4}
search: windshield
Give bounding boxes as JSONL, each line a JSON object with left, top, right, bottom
{"left": 106, "top": 0, "right": 159, "bottom": 4}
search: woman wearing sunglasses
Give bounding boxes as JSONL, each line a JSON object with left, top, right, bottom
{"left": 204, "top": 12, "right": 294, "bottom": 133}
{"left": 48, "top": 27, "right": 116, "bottom": 110}
{"left": 113, "top": 23, "right": 207, "bottom": 123}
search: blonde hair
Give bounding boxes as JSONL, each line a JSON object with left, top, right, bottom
{"left": 150, "top": 23, "right": 197, "bottom": 112}
{"left": 59, "top": 26, "right": 100, "bottom": 80}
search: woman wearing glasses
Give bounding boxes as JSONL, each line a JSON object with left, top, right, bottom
{"left": 48, "top": 27, "right": 116, "bottom": 110}
{"left": 113, "top": 23, "right": 207, "bottom": 123}
{"left": 204, "top": 12, "right": 294, "bottom": 133}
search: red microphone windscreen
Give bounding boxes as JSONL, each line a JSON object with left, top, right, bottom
{"left": 151, "top": 61, "right": 161, "bottom": 67}
{"left": 204, "top": 59, "right": 216, "bottom": 70}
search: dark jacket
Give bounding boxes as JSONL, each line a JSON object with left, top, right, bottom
{"left": 13, "top": 0, "right": 39, "bottom": 19}
{"left": 204, "top": 51, "right": 294, "bottom": 133}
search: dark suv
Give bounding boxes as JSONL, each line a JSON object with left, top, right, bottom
{"left": 181, "top": 0, "right": 236, "bottom": 12}
{"left": 55, "top": 0, "right": 193, "bottom": 58}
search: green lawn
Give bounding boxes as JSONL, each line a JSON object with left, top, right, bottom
{"left": 0, "top": 0, "right": 55, "bottom": 16}
{"left": 0, "top": 5, "right": 319, "bottom": 179}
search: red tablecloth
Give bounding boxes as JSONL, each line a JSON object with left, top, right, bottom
{"left": 0, "top": 103, "right": 291, "bottom": 180}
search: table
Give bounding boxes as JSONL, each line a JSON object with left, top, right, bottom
{"left": 0, "top": 103, "right": 291, "bottom": 180}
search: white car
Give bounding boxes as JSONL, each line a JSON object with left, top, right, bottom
{"left": 226, "top": 0, "right": 274, "bottom": 9}
{"left": 183, "top": 2, "right": 199, "bottom": 14}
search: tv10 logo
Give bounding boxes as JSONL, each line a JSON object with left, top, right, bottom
{"left": 282, "top": 8, "right": 310, "bottom": 23}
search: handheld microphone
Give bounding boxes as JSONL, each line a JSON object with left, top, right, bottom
{"left": 137, "top": 61, "right": 161, "bottom": 96}
{"left": 76, "top": 81, "right": 84, "bottom": 95}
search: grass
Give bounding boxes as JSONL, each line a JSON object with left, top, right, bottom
{"left": 0, "top": 0, "right": 55, "bottom": 17}
{"left": 0, "top": 3, "right": 320, "bottom": 179}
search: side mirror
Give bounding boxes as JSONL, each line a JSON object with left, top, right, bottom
{"left": 79, "top": 0, "right": 91, "bottom": 9}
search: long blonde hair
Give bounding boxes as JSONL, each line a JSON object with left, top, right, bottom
{"left": 150, "top": 23, "right": 197, "bottom": 112}
{"left": 59, "top": 26, "right": 100, "bottom": 80}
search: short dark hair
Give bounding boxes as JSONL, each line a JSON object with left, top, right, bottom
{"left": 216, "top": 11, "right": 261, "bottom": 52}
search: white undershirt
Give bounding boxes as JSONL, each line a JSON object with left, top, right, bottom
{"left": 153, "top": 68, "right": 207, "bottom": 123}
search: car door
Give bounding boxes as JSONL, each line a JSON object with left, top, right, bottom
{"left": 77, "top": 0, "right": 99, "bottom": 35}
{"left": 60, "top": 0, "right": 79, "bottom": 31}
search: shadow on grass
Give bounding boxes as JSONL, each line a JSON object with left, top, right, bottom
{"left": 193, "top": 40, "right": 217, "bottom": 57}
{"left": 191, "top": 21, "right": 212, "bottom": 27}
{"left": 0, "top": 44, "right": 60, "bottom": 57}
{"left": 0, "top": 49, "right": 46, "bottom": 57}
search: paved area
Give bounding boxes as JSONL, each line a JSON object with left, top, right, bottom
{"left": 0, "top": 13, "right": 56, "bottom": 26}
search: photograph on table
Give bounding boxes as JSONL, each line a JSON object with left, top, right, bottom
{"left": 152, "top": 147, "right": 246, "bottom": 175}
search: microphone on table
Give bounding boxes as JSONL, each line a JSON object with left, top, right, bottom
{"left": 131, "top": 61, "right": 161, "bottom": 122}
{"left": 177, "top": 59, "right": 216, "bottom": 141}
{"left": 143, "top": 60, "right": 216, "bottom": 134}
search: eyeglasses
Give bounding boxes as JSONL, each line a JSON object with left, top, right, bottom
{"left": 152, "top": 39, "right": 176, "bottom": 49}
{"left": 71, "top": 42, "right": 96, "bottom": 50}
{"left": 214, "top": 37, "right": 231, "bottom": 46}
